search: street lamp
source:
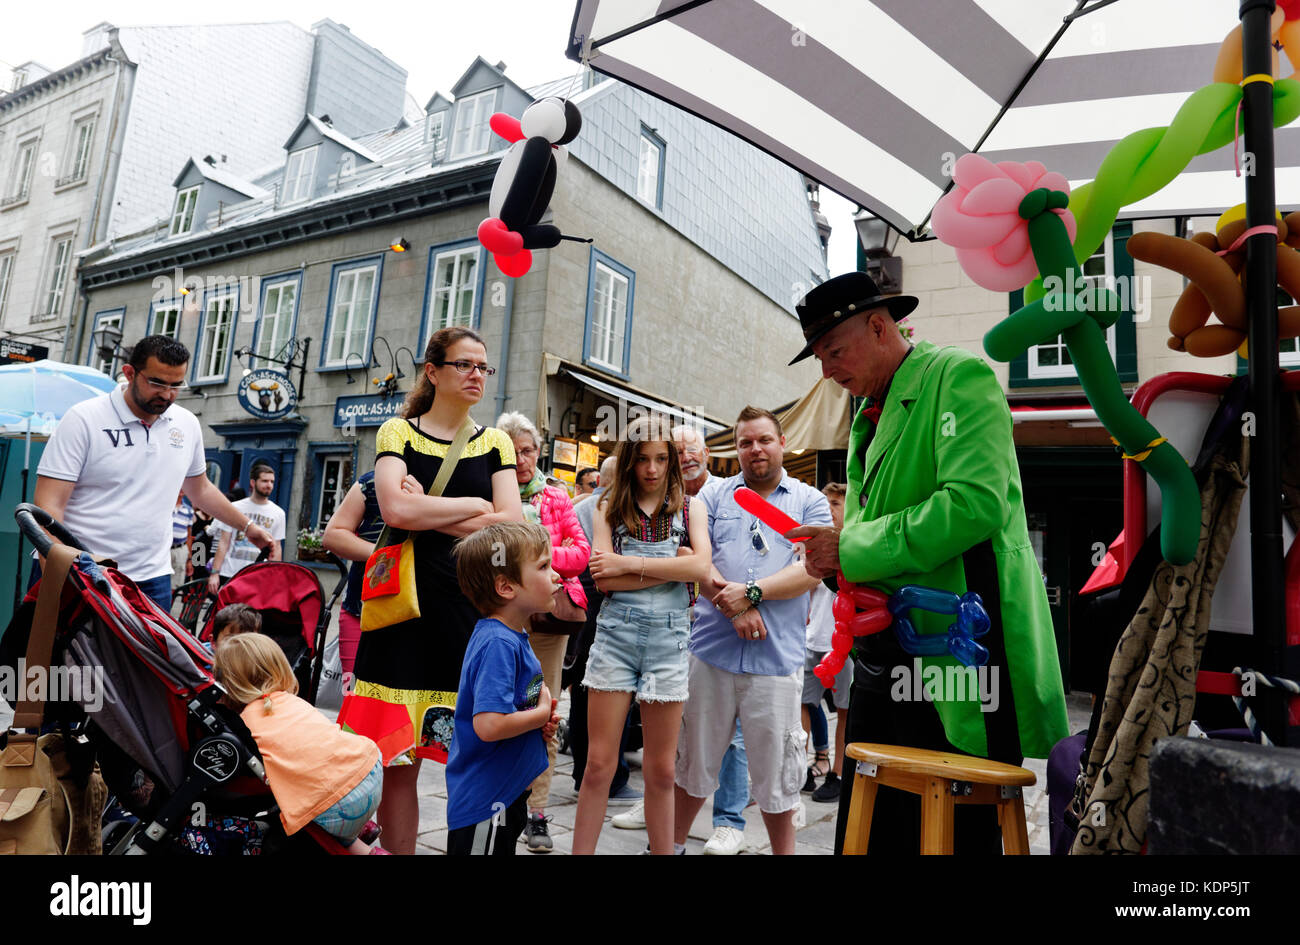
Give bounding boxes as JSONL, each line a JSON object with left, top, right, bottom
{"left": 90, "top": 322, "right": 128, "bottom": 377}
{"left": 854, "top": 210, "right": 903, "bottom": 293}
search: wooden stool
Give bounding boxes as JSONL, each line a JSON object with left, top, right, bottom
{"left": 842, "top": 743, "right": 1036, "bottom": 855}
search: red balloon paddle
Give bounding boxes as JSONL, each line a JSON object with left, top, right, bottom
{"left": 734, "top": 487, "right": 801, "bottom": 537}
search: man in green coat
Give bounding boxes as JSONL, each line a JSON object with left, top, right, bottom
{"left": 787, "top": 272, "right": 1067, "bottom": 854}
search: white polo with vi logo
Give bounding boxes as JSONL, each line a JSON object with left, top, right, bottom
{"left": 37, "top": 384, "right": 206, "bottom": 581}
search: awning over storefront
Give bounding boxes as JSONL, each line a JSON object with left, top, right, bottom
{"left": 538, "top": 353, "right": 728, "bottom": 436}
{"left": 709, "top": 376, "right": 851, "bottom": 459}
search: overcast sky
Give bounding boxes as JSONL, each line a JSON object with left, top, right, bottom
{"left": 2, "top": 0, "right": 859, "bottom": 276}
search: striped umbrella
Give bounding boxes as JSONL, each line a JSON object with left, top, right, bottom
{"left": 566, "top": 0, "right": 1300, "bottom": 236}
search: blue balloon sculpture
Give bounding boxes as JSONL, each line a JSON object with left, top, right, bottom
{"left": 887, "top": 586, "right": 991, "bottom": 668}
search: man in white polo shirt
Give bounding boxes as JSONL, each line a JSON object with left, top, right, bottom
{"left": 33, "top": 334, "right": 273, "bottom": 610}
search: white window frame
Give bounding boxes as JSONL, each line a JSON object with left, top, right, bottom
{"left": 425, "top": 111, "right": 446, "bottom": 145}
{"left": 170, "top": 185, "right": 199, "bottom": 236}
{"left": 449, "top": 89, "right": 497, "bottom": 160}
{"left": 256, "top": 277, "right": 298, "bottom": 368}
{"left": 150, "top": 302, "right": 182, "bottom": 339}
{"left": 315, "top": 454, "right": 353, "bottom": 530}
{"left": 282, "top": 146, "right": 318, "bottom": 204}
{"left": 8, "top": 137, "right": 39, "bottom": 203}
{"left": 194, "top": 292, "right": 236, "bottom": 383}
{"left": 1027, "top": 232, "right": 1117, "bottom": 379}
{"left": 0, "top": 252, "right": 14, "bottom": 326}
{"left": 324, "top": 263, "right": 378, "bottom": 368}
{"left": 63, "top": 115, "right": 96, "bottom": 183}
{"left": 588, "top": 261, "right": 631, "bottom": 374}
{"left": 90, "top": 310, "right": 122, "bottom": 375}
{"left": 38, "top": 236, "right": 74, "bottom": 321}
{"left": 637, "top": 131, "right": 663, "bottom": 207}
{"left": 11, "top": 69, "right": 28, "bottom": 92}
{"left": 427, "top": 247, "right": 480, "bottom": 338}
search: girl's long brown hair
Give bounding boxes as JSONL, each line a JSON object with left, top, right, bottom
{"left": 602, "top": 415, "right": 684, "bottom": 536}
{"left": 403, "top": 326, "right": 486, "bottom": 418}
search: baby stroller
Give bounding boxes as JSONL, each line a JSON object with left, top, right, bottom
{"left": 196, "top": 555, "right": 348, "bottom": 707}
{"left": 1, "top": 505, "right": 348, "bottom": 856}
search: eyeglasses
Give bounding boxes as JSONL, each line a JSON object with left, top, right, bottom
{"left": 435, "top": 360, "right": 496, "bottom": 377}
{"left": 750, "top": 517, "right": 769, "bottom": 557}
{"left": 142, "top": 375, "right": 188, "bottom": 392}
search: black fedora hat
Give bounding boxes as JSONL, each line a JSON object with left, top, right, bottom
{"left": 788, "top": 272, "right": 918, "bottom": 365}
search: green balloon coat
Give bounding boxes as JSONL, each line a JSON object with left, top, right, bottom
{"left": 840, "top": 340, "right": 1068, "bottom": 759}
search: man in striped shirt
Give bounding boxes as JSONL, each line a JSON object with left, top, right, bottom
{"left": 171, "top": 491, "right": 195, "bottom": 589}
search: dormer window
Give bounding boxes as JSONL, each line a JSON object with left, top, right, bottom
{"left": 170, "top": 185, "right": 199, "bottom": 236}
{"left": 425, "top": 111, "right": 445, "bottom": 145}
{"left": 450, "top": 89, "right": 497, "bottom": 160}
{"left": 11, "top": 69, "right": 27, "bottom": 92}
{"left": 283, "top": 145, "right": 318, "bottom": 204}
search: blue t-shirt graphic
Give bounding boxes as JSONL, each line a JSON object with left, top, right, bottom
{"left": 445, "top": 618, "right": 548, "bottom": 831}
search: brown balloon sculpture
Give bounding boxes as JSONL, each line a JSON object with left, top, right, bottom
{"left": 1126, "top": 207, "right": 1300, "bottom": 358}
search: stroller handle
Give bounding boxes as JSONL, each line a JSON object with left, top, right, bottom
{"left": 15, "top": 503, "right": 90, "bottom": 557}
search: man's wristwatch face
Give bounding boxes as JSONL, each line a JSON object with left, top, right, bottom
{"left": 745, "top": 581, "right": 763, "bottom": 605}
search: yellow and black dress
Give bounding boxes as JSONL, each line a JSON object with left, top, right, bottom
{"left": 350, "top": 416, "right": 516, "bottom": 765}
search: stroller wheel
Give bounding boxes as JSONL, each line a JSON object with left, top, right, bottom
{"left": 556, "top": 718, "right": 570, "bottom": 756}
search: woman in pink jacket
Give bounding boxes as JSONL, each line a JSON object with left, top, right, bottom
{"left": 497, "top": 411, "right": 590, "bottom": 852}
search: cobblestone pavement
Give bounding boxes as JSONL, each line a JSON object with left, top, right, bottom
{"left": 403, "top": 689, "right": 1093, "bottom": 855}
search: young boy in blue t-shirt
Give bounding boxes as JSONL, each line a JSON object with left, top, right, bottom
{"left": 446, "top": 521, "right": 561, "bottom": 855}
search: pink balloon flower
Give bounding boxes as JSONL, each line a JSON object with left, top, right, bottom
{"left": 930, "top": 154, "right": 1077, "bottom": 292}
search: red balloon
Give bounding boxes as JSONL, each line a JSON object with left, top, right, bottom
{"left": 495, "top": 249, "right": 532, "bottom": 277}
{"left": 850, "top": 585, "right": 889, "bottom": 611}
{"left": 831, "top": 629, "right": 853, "bottom": 654}
{"left": 734, "top": 487, "right": 801, "bottom": 536}
{"left": 489, "top": 112, "right": 524, "bottom": 143}
{"left": 849, "top": 607, "right": 892, "bottom": 637}
{"left": 832, "top": 591, "right": 856, "bottom": 623}
{"left": 478, "top": 217, "right": 523, "bottom": 255}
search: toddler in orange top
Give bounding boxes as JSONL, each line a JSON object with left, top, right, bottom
{"left": 214, "top": 633, "right": 386, "bottom": 854}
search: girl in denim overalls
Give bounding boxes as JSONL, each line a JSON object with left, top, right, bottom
{"left": 572, "top": 418, "right": 712, "bottom": 855}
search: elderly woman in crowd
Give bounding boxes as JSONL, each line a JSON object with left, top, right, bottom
{"left": 496, "top": 411, "right": 591, "bottom": 852}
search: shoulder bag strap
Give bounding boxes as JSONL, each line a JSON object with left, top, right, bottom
{"left": 428, "top": 414, "right": 477, "bottom": 498}
{"left": 9, "top": 544, "right": 78, "bottom": 734}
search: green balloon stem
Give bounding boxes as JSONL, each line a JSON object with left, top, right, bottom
{"left": 984, "top": 200, "right": 1199, "bottom": 565}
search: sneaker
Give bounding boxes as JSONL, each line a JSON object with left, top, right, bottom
{"left": 811, "top": 772, "right": 841, "bottom": 803}
{"left": 702, "top": 825, "right": 745, "bottom": 855}
{"left": 525, "top": 813, "right": 553, "bottom": 853}
{"left": 611, "top": 799, "right": 646, "bottom": 829}
{"left": 801, "top": 769, "right": 817, "bottom": 793}
{"left": 607, "top": 784, "right": 643, "bottom": 806}
{"left": 358, "top": 820, "right": 382, "bottom": 846}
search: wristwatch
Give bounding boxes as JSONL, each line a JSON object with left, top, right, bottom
{"left": 745, "top": 580, "right": 763, "bottom": 606}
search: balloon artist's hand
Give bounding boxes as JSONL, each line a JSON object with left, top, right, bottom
{"left": 711, "top": 581, "right": 749, "bottom": 619}
{"left": 732, "top": 606, "right": 767, "bottom": 642}
{"left": 786, "top": 525, "right": 840, "bottom": 579}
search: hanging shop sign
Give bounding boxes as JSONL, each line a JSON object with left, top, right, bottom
{"left": 333, "top": 393, "right": 404, "bottom": 429}
{"left": 237, "top": 369, "right": 298, "bottom": 420}
{"left": 0, "top": 340, "right": 48, "bottom": 364}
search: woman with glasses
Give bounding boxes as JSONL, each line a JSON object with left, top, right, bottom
{"left": 572, "top": 416, "right": 711, "bottom": 854}
{"left": 496, "top": 410, "right": 591, "bottom": 852}
{"left": 344, "top": 326, "right": 522, "bottom": 854}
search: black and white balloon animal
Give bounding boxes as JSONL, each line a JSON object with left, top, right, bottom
{"left": 477, "top": 97, "right": 584, "bottom": 277}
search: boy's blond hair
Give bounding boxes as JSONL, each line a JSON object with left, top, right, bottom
{"left": 213, "top": 632, "right": 297, "bottom": 714}
{"left": 821, "top": 482, "right": 847, "bottom": 499}
{"left": 454, "top": 521, "right": 551, "bottom": 614}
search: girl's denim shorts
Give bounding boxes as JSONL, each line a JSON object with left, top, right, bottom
{"left": 582, "top": 601, "right": 691, "bottom": 703}
{"left": 313, "top": 759, "right": 383, "bottom": 842}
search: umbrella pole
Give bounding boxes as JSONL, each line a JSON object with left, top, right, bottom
{"left": 13, "top": 419, "right": 30, "bottom": 614}
{"left": 1240, "top": 0, "right": 1291, "bottom": 745}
